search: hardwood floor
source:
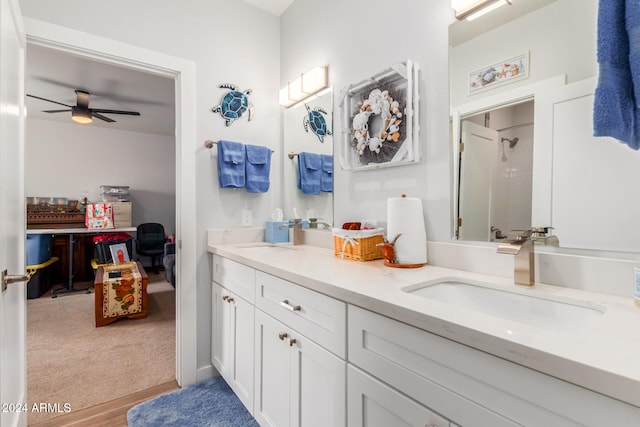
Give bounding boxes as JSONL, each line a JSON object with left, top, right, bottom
{"left": 30, "top": 381, "right": 179, "bottom": 427}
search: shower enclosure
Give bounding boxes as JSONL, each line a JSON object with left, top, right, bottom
{"left": 456, "top": 100, "right": 534, "bottom": 242}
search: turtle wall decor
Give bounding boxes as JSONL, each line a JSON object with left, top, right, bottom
{"left": 303, "top": 104, "right": 332, "bottom": 142}
{"left": 211, "top": 84, "right": 254, "bottom": 126}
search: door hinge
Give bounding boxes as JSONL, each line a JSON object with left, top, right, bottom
{"left": 457, "top": 217, "right": 462, "bottom": 227}
{"left": 459, "top": 142, "right": 464, "bottom": 152}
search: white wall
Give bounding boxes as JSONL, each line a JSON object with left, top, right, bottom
{"left": 281, "top": 0, "right": 453, "bottom": 241}
{"left": 19, "top": 0, "right": 281, "bottom": 378}
{"left": 450, "top": 0, "right": 597, "bottom": 107}
{"left": 25, "top": 118, "right": 176, "bottom": 234}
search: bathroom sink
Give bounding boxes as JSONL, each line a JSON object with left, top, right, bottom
{"left": 402, "top": 278, "right": 604, "bottom": 334}
{"left": 234, "top": 242, "right": 297, "bottom": 252}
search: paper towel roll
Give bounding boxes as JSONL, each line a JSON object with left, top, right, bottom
{"left": 387, "top": 195, "right": 427, "bottom": 265}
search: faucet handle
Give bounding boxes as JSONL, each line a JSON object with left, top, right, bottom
{"left": 510, "top": 229, "right": 531, "bottom": 242}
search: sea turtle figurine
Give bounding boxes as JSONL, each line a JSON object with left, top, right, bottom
{"left": 212, "top": 84, "right": 254, "bottom": 126}
{"left": 303, "top": 104, "right": 332, "bottom": 142}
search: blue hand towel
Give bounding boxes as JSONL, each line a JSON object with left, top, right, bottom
{"left": 320, "top": 154, "right": 333, "bottom": 193}
{"left": 217, "top": 140, "right": 245, "bottom": 188}
{"left": 245, "top": 144, "right": 271, "bottom": 193}
{"left": 297, "top": 152, "right": 321, "bottom": 195}
{"left": 593, "top": 0, "right": 640, "bottom": 149}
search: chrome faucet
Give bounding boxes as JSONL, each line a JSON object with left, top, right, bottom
{"left": 280, "top": 218, "right": 304, "bottom": 245}
{"left": 496, "top": 231, "right": 534, "bottom": 286}
{"left": 308, "top": 218, "right": 330, "bottom": 229}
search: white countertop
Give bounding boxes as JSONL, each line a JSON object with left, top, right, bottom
{"left": 209, "top": 243, "right": 640, "bottom": 408}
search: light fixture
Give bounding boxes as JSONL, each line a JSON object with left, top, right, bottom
{"left": 71, "top": 106, "right": 92, "bottom": 124}
{"left": 453, "top": 0, "right": 512, "bottom": 21}
{"left": 279, "top": 66, "right": 328, "bottom": 108}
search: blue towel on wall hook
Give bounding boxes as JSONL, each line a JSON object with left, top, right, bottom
{"left": 245, "top": 144, "right": 271, "bottom": 193}
{"left": 217, "top": 140, "right": 246, "bottom": 188}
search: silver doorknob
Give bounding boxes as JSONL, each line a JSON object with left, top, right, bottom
{"left": 2, "top": 269, "right": 31, "bottom": 292}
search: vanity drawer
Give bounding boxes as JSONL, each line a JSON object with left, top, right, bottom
{"left": 255, "top": 271, "right": 346, "bottom": 358}
{"left": 348, "top": 305, "right": 640, "bottom": 427}
{"left": 213, "top": 255, "right": 256, "bottom": 304}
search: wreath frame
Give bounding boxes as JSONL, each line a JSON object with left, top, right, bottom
{"left": 339, "top": 60, "right": 420, "bottom": 171}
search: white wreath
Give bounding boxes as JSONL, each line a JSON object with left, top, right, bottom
{"left": 352, "top": 88, "right": 403, "bottom": 156}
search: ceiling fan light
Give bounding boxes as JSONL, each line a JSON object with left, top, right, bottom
{"left": 71, "top": 106, "right": 92, "bottom": 124}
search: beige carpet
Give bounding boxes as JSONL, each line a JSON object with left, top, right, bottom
{"left": 26, "top": 272, "right": 175, "bottom": 425}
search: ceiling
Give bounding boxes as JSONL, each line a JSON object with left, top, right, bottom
{"left": 25, "top": 44, "right": 176, "bottom": 137}
{"left": 242, "top": 0, "right": 295, "bottom": 16}
{"left": 24, "top": 0, "right": 292, "bottom": 137}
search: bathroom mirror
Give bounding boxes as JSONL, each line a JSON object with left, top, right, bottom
{"left": 282, "top": 88, "right": 334, "bottom": 226}
{"left": 450, "top": 0, "right": 640, "bottom": 253}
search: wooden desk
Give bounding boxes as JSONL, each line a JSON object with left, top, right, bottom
{"left": 26, "top": 227, "right": 136, "bottom": 297}
{"left": 94, "top": 262, "right": 148, "bottom": 327}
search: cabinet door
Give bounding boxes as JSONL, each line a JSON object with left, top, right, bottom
{"left": 254, "top": 310, "right": 292, "bottom": 427}
{"left": 348, "top": 365, "right": 450, "bottom": 427}
{"left": 290, "top": 325, "right": 345, "bottom": 427}
{"left": 228, "top": 291, "right": 254, "bottom": 412}
{"left": 211, "top": 282, "right": 230, "bottom": 375}
{"left": 254, "top": 309, "right": 346, "bottom": 427}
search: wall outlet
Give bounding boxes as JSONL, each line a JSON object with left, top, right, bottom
{"left": 241, "top": 209, "right": 253, "bottom": 227}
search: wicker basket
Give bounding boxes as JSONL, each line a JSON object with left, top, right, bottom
{"left": 332, "top": 228, "right": 385, "bottom": 261}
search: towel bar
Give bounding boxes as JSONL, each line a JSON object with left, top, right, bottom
{"left": 204, "top": 139, "right": 274, "bottom": 153}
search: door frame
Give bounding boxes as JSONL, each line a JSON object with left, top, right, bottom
{"left": 23, "top": 18, "right": 198, "bottom": 386}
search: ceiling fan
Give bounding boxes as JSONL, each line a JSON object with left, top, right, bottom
{"left": 26, "top": 89, "right": 141, "bottom": 124}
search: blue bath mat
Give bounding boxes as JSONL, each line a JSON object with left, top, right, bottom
{"left": 127, "top": 376, "right": 259, "bottom": 427}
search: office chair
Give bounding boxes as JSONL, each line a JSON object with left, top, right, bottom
{"left": 136, "top": 223, "right": 165, "bottom": 273}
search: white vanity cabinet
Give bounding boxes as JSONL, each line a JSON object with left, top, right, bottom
{"left": 211, "top": 256, "right": 256, "bottom": 413}
{"left": 253, "top": 271, "right": 346, "bottom": 427}
{"left": 348, "top": 305, "right": 640, "bottom": 427}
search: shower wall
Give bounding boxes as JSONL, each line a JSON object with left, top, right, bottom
{"left": 489, "top": 101, "right": 534, "bottom": 239}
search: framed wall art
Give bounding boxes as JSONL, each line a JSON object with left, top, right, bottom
{"left": 339, "top": 60, "right": 420, "bottom": 171}
{"left": 468, "top": 51, "right": 529, "bottom": 95}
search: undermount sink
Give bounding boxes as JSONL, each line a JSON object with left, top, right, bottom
{"left": 402, "top": 278, "right": 605, "bottom": 334}
{"left": 234, "top": 242, "right": 297, "bottom": 251}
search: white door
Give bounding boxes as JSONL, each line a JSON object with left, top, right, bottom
{"left": 458, "top": 120, "right": 498, "bottom": 241}
{"left": 0, "top": 0, "right": 27, "bottom": 426}
{"left": 211, "top": 282, "right": 230, "bottom": 375}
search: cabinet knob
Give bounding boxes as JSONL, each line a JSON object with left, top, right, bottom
{"left": 288, "top": 338, "right": 297, "bottom": 347}
{"left": 222, "top": 295, "right": 229, "bottom": 301}
{"left": 278, "top": 332, "right": 288, "bottom": 340}
{"left": 280, "top": 299, "right": 301, "bottom": 312}
{"left": 226, "top": 297, "right": 234, "bottom": 303}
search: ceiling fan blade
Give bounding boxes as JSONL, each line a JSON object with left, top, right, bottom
{"left": 91, "top": 112, "right": 116, "bottom": 123}
{"left": 42, "top": 109, "right": 72, "bottom": 113}
{"left": 90, "top": 109, "right": 140, "bottom": 116}
{"left": 26, "top": 94, "right": 72, "bottom": 108}
{"left": 75, "top": 90, "right": 91, "bottom": 109}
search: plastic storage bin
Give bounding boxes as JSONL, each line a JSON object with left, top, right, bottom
{"left": 93, "top": 233, "right": 133, "bottom": 264}
{"left": 26, "top": 257, "right": 58, "bottom": 299}
{"left": 26, "top": 234, "right": 52, "bottom": 265}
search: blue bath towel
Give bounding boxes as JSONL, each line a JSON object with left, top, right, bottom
{"left": 245, "top": 144, "right": 271, "bottom": 193}
{"left": 320, "top": 154, "right": 333, "bottom": 193}
{"left": 593, "top": 0, "right": 640, "bottom": 149}
{"left": 217, "top": 140, "right": 245, "bottom": 188}
{"left": 297, "top": 152, "right": 321, "bottom": 195}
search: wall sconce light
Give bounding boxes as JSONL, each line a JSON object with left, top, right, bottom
{"left": 279, "top": 66, "right": 328, "bottom": 108}
{"left": 453, "top": 0, "right": 512, "bottom": 21}
{"left": 71, "top": 106, "right": 93, "bottom": 124}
